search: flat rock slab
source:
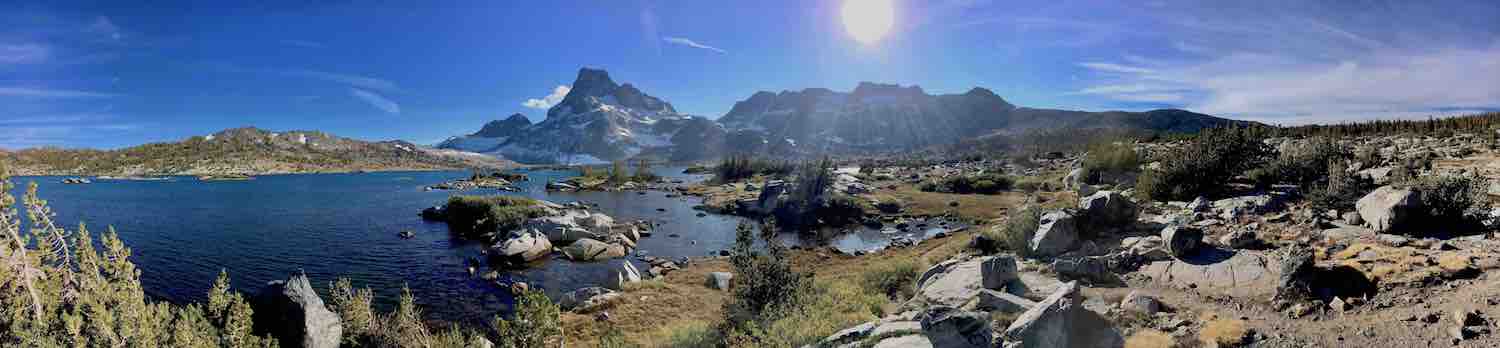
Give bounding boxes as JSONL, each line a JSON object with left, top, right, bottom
{"left": 911, "top": 257, "right": 1063, "bottom": 308}
{"left": 1140, "top": 249, "right": 1280, "bottom": 299}
{"left": 871, "top": 334, "right": 935, "bottom": 348}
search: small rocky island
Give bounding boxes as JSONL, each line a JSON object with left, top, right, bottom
{"left": 420, "top": 195, "right": 650, "bottom": 267}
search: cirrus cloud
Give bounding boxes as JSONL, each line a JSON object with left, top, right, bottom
{"left": 662, "top": 36, "right": 727, "bottom": 54}
{"left": 349, "top": 88, "right": 400, "bottom": 114}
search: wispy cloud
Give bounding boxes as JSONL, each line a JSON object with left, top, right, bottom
{"left": 0, "top": 43, "right": 50, "bottom": 64}
{"left": 84, "top": 16, "right": 122, "bottom": 41}
{"left": 279, "top": 40, "right": 325, "bottom": 48}
{"left": 0, "top": 87, "right": 118, "bottom": 98}
{"left": 662, "top": 37, "right": 727, "bottom": 54}
{"left": 349, "top": 88, "right": 400, "bottom": 114}
{"left": 289, "top": 69, "right": 398, "bottom": 92}
{"left": 522, "top": 85, "right": 571, "bottom": 109}
{"left": 1078, "top": 62, "right": 1155, "bottom": 75}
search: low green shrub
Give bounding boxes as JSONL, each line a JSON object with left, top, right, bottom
{"left": 1139, "top": 126, "right": 1274, "bottom": 201}
{"left": 1305, "top": 161, "right": 1373, "bottom": 212}
{"left": 987, "top": 206, "right": 1041, "bottom": 258}
{"left": 919, "top": 173, "right": 1014, "bottom": 195}
{"left": 1409, "top": 174, "right": 1490, "bottom": 230}
{"left": 442, "top": 195, "right": 548, "bottom": 239}
{"left": 860, "top": 259, "right": 923, "bottom": 300}
{"left": 714, "top": 155, "right": 796, "bottom": 183}
{"left": 1081, "top": 142, "right": 1140, "bottom": 184}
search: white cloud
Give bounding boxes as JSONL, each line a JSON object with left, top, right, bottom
{"left": 349, "top": 88, "right": 400, "bottom": 114}
{"left": 662, "top": 37, "right": 727, "bottom": 54}
{"left": 1075, "top": 46, "right": 1500, "bottom": 123}
{"left": 0, "top": 43, "right": 50, "bottom": 64}
{"left": 0, "top": 87, "right": 118, "bottom": 98}
{"left": 522, "top": 85, "right": 571, "bottom": 109}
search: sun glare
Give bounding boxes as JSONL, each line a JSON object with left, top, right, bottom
{"left": 841, "top": 0, "right": 894, "bottom": 44}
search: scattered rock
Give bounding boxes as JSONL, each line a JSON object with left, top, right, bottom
{"left": 1120, "top": 291, "right": 1161, "bottom": 315}
{"left": 558, "top": 287, "right": 618, "bottom": 312}
{"left": 561, "top": 238, "right": 628, "bottom": 262}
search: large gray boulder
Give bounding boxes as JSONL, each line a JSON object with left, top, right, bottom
{"left": 920, "top": 306, "right": 993, "bottom": 348}
{"left": 1031, "top": 211, "right": 1080, "bottom": 257}
{"left": 1160, "top": 225, "right": 1202, "bottom": 259}
{"left": 1002, "top": 281, "right": 1122, "bottom": 348}
{"left": 981, "top": 255, "right": 1019, "bottom": 290}
{"left": 524, "top": 209, "right": 616, "bottom": 244}
{"left": 910, "top": 257, "right": 1064, "bottom": 309}
{"left": 253, "top": 273, "right": 343, "bottom": 348}
{"left": 561, "top": 238, "right": 627, "bottom": 262}
{"left": 491, "top": 229, "right": 552, "bottom": 265}
{"left": 1003, "top": 281, "right": 1081, "bottom": 348}
{"left": 1355, "top": 185, "right": 1421, "bottom": 233}
{"left": 1078, "top": 191, "right": 1137, "bottom": 231}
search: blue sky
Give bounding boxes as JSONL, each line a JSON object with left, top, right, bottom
{"left": 3, "top": 0, "right": 1498, "bottom": 149}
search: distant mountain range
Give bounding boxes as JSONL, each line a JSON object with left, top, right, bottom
{"left": 438, "top": 68, "right": 1251, "bottom": 164}
{"left": 3, "top": 127, "right": 511, "bottom": 176}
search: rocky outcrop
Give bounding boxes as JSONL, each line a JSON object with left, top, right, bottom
{"left": 1355, "top": 185, "right": 1421, "bottom": 233}
{"left": 524, "top": 209, "right": 617, "bottom": 245}
{"left": 253, "top": 273, "right": 343, "bottom": 348}
{"left": 1001, "top": 281, "right": 1121, "bottom": 348}
{"left": 920, "top": 306, "right": 993, "bottom": 348}
{"left": 909, "top": 256, "right": 1063, "bottom": 309}
{"left": 1140, "top": 250, "right": 1280, "bottom": 299}
{"left": 1078, "top": 191, "right": 1138, "bottom": 231}
{"left": 1030, "top": 211, "right": 1080, "bottom": 257}
{"left": 561, "top": 238, "right": 628, "bottom": 262}
{"left": 490, "top": 229, "right": 553, "bottom": 265}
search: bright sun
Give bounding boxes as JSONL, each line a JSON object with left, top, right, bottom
{"left": 841, "top": 0, "right": 894, "bottom": 44}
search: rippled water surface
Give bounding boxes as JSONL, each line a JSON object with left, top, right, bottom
{"left": 9, "top": 166, "right": 955, "bottom": 324}
{"left": 10, "top": 167, "right": 747, "bottom": 324}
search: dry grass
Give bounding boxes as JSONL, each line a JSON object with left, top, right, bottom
{"left": 1198, "top": 314, "right": 1249, "bottom": 347}
{"left": 1438, "top": 253, "right": 1475, "bottom": 274}
{"left": 560, "top": 229, "right": 982, "bottom": 347}
{"left": 863, "top": 185, "right": 1031, "bottom": 223}
{"left": 1125, "top": 329, "right": 1177, "bottom": 348}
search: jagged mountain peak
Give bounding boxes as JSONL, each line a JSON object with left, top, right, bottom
{"left": 550, "top": 68, "right": 675, "bottom": 119}
{"left": 473, "top": 113, "right": 532, "bottom": 138}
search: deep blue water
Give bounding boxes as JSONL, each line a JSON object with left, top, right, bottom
{"left": 7, "top": 166, "right": 952, "bottom": 324}
{"left": 8, "top": 167, "right": 749, "bottom": 324}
